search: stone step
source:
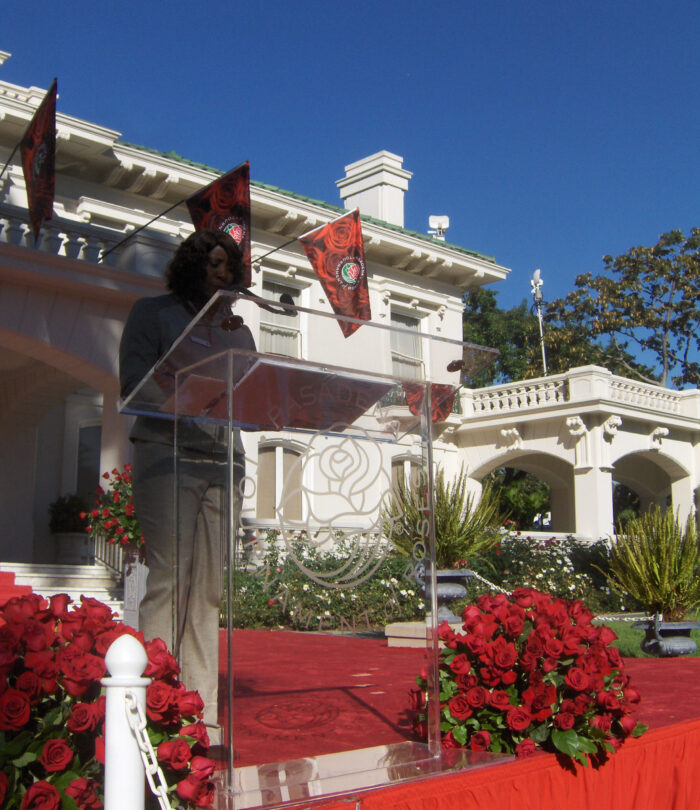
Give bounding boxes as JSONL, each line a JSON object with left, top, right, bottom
{"left": 0, "top": 562, "right": 124, "bottom": 616}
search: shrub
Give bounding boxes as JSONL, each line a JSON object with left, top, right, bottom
{"left": 605, "top": 507, "right": 700, "bottom": 620}
{"left": 227, "top": 533, "right": 424, "bottom": 631}
{"left": 467, "top": 534, "right": 630, "bottom": 614}
{"left": 384, "top": 467, "right": 503, "bottom": 569}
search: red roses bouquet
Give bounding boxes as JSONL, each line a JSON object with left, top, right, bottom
{"left": 0, "top": 592, "right": 216, "bottom": 809}
{"left": 410, "top": 588, "right": 647, "bottom": 766}
{"left": 82, "top": 466, "right": 145, "bottom": 555}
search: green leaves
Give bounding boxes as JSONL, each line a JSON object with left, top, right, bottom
{"left": 606, "top": 506, "right": 700, "bottom": 618}
{"left": 550, "top": 728, "right": 598, "bottom": 766}
{"left": 546, "top": 228, "right": 700, "bottom": 388}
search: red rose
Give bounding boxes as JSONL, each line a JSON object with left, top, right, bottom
{"left": 177, "top": 690, "right": 204, "bottom": 718}
{"left": 511, "top": 587, "right": 537, "bottom": 607}
{"left": 618, "top": 713, "right": 637, "bottom": 736}
{"left": 554, "top": 711, "right": 575, "bottom": 730}
{"left": 465, "top": 687, "right": 489, "bottom": 708}
{"left": 488, "top": 637, "right": 518, "bottom": 669}
{"left": 180, "top": 722, "right": 210, "bottom": 750}
{"left": 94, "top": 736, "right": 105, "bottom": 764}
{"left": 465, "top": 634, "right": 487, "bottom": 656}
{"left": 470, "top": 730, "right": 491, "bottom": 751}
{"left": 515, "top": 738, "right": 537, "bottom": 758}
{"left": 441, "top": 730, "right": 463, "bottom": 749}
{"left": 21, "top": 780, "right": 61, "bottom": 810}
{"left": 503, "top": 614, "right": 524, "bottom": 638}
{"left": 176, "top": 774, "right": 215, "bottom": 808}
{"left": 597, "top": 690, "right": 621, "bottom": 712}
{"left": 564, "top": 667, "right": 590, "bottom": 692}
{"left": 145, "top": 638, "right": 180, "bottom": 680}
{"left": 448, "top": 694, "right": 473, "bottom": 721}
{"left": 190, "top": 756, "right": 216, "bottom": 779}
{"left": 0, "top": 687, "right": 31, "bottom": 730}
{"left": 60, "top": 652, "right": 106, "bottom": 697}
{"left": 449, "top": 653, "right": 471, "bottom": 675}
{"left": 158, "top": 738, "right": 192, "bottom": 770}
{"left": 488, "top": 690, "right": 512, "bottom": 711}
{"left": 146, "top": 681, "right": 176, "bottom": 723}
{"left": 16, "top": 671, "right": 42, "bottom": 703}
{"left": 506, "top": 706, "right": 533, "bottom": 732}
{"left": 543, "top": 637, "right": 564, "bottom": 659}
{"left": 40, "top": 738, "right": 74, "bottom": 772}
{"left": 65, "top": 777, "right": 102, "bottom": 810}
{"left": 48, "top": 593, "right": 72, "bottom": 617}
{"left": 0, "top": 771, "right": 8, "bottom": 805}
{"left": 590, "top": 714, "right": 612, "bottom": 732}
{"left": 67, "top": 702, "right": 98, "bottom": 734}
{"left": 623, "top": 687, "right": 641, "bottom": 705}
{"left": 501, "top": 669, "right": 518, "bottom": 686}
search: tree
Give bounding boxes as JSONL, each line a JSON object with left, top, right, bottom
{"left": 462, "top": 289, "right": 649, "bottom": 384}
{"left": 462, "top": 289, "right": 540, "bottom": 385}
{"left": 545, "top": 229, "right": 700, "bottom": 388}
{"left": 485, "top": 468, "right": 550, "bottom": 531}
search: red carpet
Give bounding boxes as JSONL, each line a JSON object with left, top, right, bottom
{"left": 221, "top": 630, "right": 700, "bottom": 768}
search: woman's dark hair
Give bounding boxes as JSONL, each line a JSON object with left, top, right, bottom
{"left": 166, "top": 229, "right": 244, "bottom": 306}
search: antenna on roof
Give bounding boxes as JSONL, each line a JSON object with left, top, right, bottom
{"left": 428, "top": 215, "right": 449, "bottom": 241}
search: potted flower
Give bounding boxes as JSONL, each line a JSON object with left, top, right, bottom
{"left": 604, "top": 506, "right": 700, "bottom": 656}
{"left": 384, "top": 466, "right": 504, "bottom": 621}
{"left": 49, "top": 494, "right": 90, "bottom": 565}
{"left": 83, "top": 465, "right": 145, "bottom": 562}
{"left": 83, "top": 465, "right": 146, "bottom": 629}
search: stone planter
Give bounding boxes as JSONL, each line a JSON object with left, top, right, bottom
{"left": 54, "top": 532, "right": 93, "bottom": 565}
{"left": 634, "top": 615, "right": 700, "bottom": 657}
{"left": 425, "top": 569, "right": 475, "bottom": 623}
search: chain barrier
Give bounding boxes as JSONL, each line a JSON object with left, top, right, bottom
{"left": 467, "top": 570, "right": 509, "bottom": 594}
{"left": 124, "top": 690, "right": 173, "bottom": 810}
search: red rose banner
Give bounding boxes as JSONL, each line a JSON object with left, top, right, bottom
{"left": 20, "top": 78, "right": 57, "bottom": 243}
{"left": 299, "top": 209, "right": 371, "bottom": 338}
{"left": 186, "top": 161, "right": 251, "bottom": 286}
{"left": 403, "top": 382, "right": 458, "bottom": 423}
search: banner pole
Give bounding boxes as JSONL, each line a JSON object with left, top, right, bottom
{"left": 100, "top": 197, "right": 186, "bottom": 260}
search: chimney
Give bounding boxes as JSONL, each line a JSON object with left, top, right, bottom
{"left": 336, "top": 151, "right": 412, "bottom": 228}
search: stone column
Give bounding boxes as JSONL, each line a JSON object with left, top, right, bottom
{"left": 573, "top": 466, "right": 614, "bottom": 538}
{"left": 100, "top": 390, "right": 132, "bottom": 474}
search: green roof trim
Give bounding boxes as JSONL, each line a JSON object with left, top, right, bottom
{"left": 121, "top": 141, "right": 497, "bottom": 265}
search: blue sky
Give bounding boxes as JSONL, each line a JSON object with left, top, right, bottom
{"left": 2, "top": 0, "right": 698, "bottom": 310}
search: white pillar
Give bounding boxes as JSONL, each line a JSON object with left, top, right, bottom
{"left": 573, "top": 467, "right": 614, "bottom": 539}
{"left": 100, "top": 390, "right": 131, "bottom": 474}
{"left": 102, "top": 635, "right": 151, "bottom": 810}
{"left": 670, "top": 477, "right": 696, "bottom": 522}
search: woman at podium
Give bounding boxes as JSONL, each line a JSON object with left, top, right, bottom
{"left": 119, "top": 229, "right": 255, "bottom": 741}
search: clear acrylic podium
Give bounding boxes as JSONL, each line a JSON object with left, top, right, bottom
{"left": 120, "top": 292, "right": 501, "bottom": 808}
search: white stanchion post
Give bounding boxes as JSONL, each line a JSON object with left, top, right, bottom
{"left": 102, "top": 635, "right": 151, "bottom": 810}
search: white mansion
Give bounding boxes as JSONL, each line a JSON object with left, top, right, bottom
{"left": 1, "top": 59, "right": 698, "bottom": 572}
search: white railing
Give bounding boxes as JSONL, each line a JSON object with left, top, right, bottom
{"left": 471, "top": 376, "right": 568, "bottom": 414}
{"left": 0, "top": 200, "right": 178, "bottom": 274}
{"left": 609, "top": 378, "right": 683, "bottom": 414}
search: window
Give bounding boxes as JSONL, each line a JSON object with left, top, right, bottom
{"left": 76, "top": 424, "right": 102, "bottom": 503}
{"left": 259, "top": 278, "right": 301, "bottom": 357}
{"left": 256, "top": 444, "right": 303, "bottom": 520}
{"left": 390, "top": 311, "right": 423, "bottom": 379}
{"left": 391, "top": 455, "right": 423, "bottom": 493}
